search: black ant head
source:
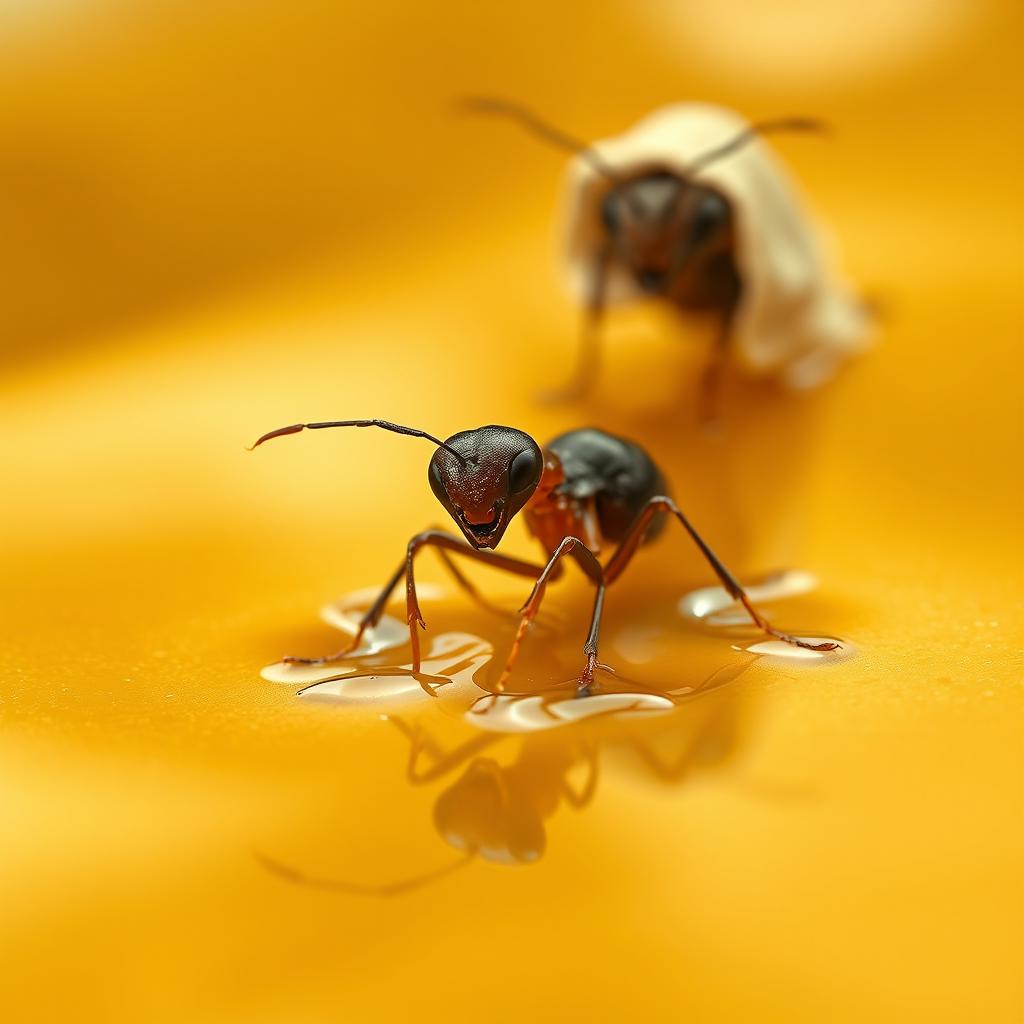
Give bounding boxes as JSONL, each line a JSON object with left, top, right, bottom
{"left": 250, "top": 418, "right": 543, "bottom": 550}
{"left": 601, "top": 173, "right": 733, "bottom": 298}
{"left": 428, "top": 426, "right": 543, "bottom": 550}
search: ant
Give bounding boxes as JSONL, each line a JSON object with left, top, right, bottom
{"left": 465, "top": 98, "right": 869, "bottom": 417}
{"left": 251, "top": 419, "right": 838, "bottom": 695}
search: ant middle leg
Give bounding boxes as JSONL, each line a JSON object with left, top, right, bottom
{"left": 577, "top": 582, "right": 607, "bottom": 695}
{"left": 603, "top": 497, "right": 839, "bottom": 653}
{"left": 496, "top": 536, "right": 606, "bottom": 694}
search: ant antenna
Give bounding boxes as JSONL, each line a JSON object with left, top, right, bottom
{"left": 687, "top": 117, "right": 827, "bottom": 174}
{"left": 461, "top": 95, "right": 621, "bottom": 182}
{"left": 248, "top": 418, "right": 467, "bottom": 464}
{"left": 256, "top": 850, "right": 474, "bottom": 896}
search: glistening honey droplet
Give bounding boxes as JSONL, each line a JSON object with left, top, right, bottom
{"left": 737, "top": 635, "right": 854, "bottom": 660}
{"left": 466, "top": 691, "right": 674, "bottom": 733}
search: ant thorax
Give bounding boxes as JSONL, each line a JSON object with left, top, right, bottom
{"left": 524, "top": 452, "right": 602, "bottom": 555}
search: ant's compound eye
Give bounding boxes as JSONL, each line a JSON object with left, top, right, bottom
{"left": 690, "top": 193, "right": 728, "bottom": 242}
{"left": 508, "top": 448, "right": 540, "bottom": 493}
{"left": 428, "top": 459, "right": 448, "bottom": 502}
{"left": 600, "top": 193, "right": 619, "bottom": 233}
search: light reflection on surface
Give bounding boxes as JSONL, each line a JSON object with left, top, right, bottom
{"left": 643, "top": 0, "right": 979, "bottom": 84}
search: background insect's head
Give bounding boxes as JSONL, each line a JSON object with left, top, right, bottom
{"left": 460, "top": 98, "right": 825, "bottom": 302}
{"left": 601, "top": 173, "right": 734, "bottom": 298}
{"left": 429, "top": 425, "right": 543, "bottom": 550}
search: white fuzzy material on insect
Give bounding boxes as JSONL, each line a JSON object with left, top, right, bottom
{"left": 563, "top": 103, "right": 871, "bottom": 389}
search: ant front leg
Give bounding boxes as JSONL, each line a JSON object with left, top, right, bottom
{"left": 284, "top": 526, "right": 545, "bottom": 666}
{"left": 403, "top": 531, "right": 547, "bottom": 673}
{"left": 603, "top": 497, "right": 839, "bottom": 653}
{"left": 497, "top": 536, "right": 606, "bottom": 695}
{"left": 283, "top": 558, "right": 405, "bottom": 665}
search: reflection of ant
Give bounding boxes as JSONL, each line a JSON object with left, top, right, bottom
{"left": 398, "top": 716, "right": 598, "bottom": 866}
{"left": 260, "top": 684, "right": 751, "bottom": 895}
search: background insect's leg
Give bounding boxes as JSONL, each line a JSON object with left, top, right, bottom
{"left": 603, "top": 497, "right": 839, "bottom": 652}
{"left": 497, "top": 536, "right": 604, "bottom": 691}
{"left": 698, "top": 307, "right": 734, "bottom": 429}
{"left": 542, "top": 246, "right": 610, "bottom": 403}
{"left": 404, "top": 531, "right": 550, "bottom": 673}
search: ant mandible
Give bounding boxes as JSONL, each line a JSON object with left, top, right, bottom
{"left": 251, "top": 419, "right": 838, "bottom": 694}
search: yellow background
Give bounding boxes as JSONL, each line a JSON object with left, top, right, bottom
{"left": 1, "top": 1, "right": 1021, "bottom": 1021}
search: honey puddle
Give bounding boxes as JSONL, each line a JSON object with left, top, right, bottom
{"left": 466, "top": 692, "right": 675, "bottom": 733}
{"left": 679, "top": 569, "right": 852, "bottom": 661}
{"left": 258, "top": 575, "right": 845, "bottom": 883}
{"left": 263, "top": 571, "right": 849, "bottom": 720}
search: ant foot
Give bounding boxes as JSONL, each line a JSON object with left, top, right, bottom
{"left": 282, "top": 642, "right": 359, "bottom": 666}
{"left": 771, "top": 630, "right": 840, "bottom": 653}
{"left": 412, "top": 673, "right": 442, "bottom": 699}
{"left": 576, "top": 654, "right": 599, "bottom": 697}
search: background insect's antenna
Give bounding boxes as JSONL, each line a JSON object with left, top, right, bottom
{"left": 248, "top": 418, "right": 467, "bottom": 464}
{"left": 256, "top": 851, "right": 474, "bottom": 897}
{"left": 461, "top": 95, "right": 621, "bottom": 182}
{"left": 687, "top": 117, "right": 828, "bottom": 175}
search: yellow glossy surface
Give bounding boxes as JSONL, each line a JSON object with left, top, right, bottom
{"left": 1, "top": 3, "right": 1021, "bottom": 1021}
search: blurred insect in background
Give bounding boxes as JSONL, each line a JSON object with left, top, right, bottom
{"left": 465, "top": 98, "right": 871, "bottom": 420}
{"left": 250, "top": 419, "right": 838, "bottom": 695}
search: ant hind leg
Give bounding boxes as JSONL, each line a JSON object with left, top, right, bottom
{"left": 604, "top": 497, "right": 839, "bottom": 653}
